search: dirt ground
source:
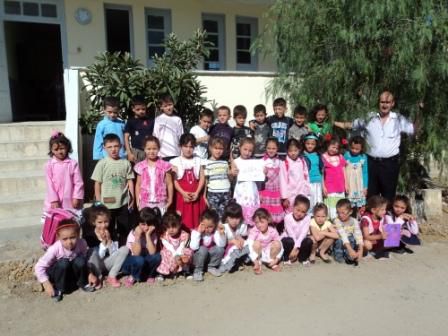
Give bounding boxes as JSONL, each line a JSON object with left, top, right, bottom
{"left": 1, "top": 241, "right": 448, "bottom": 336}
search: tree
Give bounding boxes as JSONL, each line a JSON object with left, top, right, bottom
{"left": 255, "top": 0, "right": 448, "bottom": 188}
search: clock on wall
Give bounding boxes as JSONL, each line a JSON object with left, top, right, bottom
{"left": 75, "top": 8, "right": 92, "bottom": 25}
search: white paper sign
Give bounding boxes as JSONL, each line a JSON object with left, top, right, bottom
{"left": 237, "top": 159, "right": 265, "bottom": 182}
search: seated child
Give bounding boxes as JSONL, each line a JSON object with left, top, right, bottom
{"left": 309, "top": 203, "right": 338, "bottom": 263}
{"left": 35, "top": 219, "right": 95, "bottom": 302}
{"left": 190, "top": 209, "right": 226, "bottom": 281}
{"left": 247, "top": 208, "right": 283, "bottom": 274}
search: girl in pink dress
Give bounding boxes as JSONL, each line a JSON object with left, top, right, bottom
{"left": 322, "top": 136, "right": 346, "bottom": 219}
{"left": 259, "top": 138, "right": 284, "bottom": 225}
{"left": 157, "top": 212, "right": 193, "bottom": 278}
{"left": 135, "top": 136, "right": 173, "bottom": 214}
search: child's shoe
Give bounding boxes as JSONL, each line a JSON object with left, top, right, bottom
{"left": 81, "top": 284, "right": 96, "bottom": 293}
{"left": 156, "top": 275, "right": 165, "bottom": 282}
{"left": 208, "top": 267, "right": 222, "bottom": 277}
{"left": 403, "top": 246, "right": 414, "bottom": 254}
{"left": 106, "top": 276, "right": 121, "bottom": 288}
{"left": 193, "top": 271, "right": 204, "bottom": 281}
{"left": 124, "top": 276, "right": 136, "bottom": 288}
{"left": 51, "top": 289, "right": 63, "bottom": 302}
{"left": 146, "top": 277, "right": 156, "bottom": 285}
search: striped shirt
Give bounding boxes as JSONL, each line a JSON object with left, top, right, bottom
{"left": 204, "top": 160, "right": 230, "bottom": 193}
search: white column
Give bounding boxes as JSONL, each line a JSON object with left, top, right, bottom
{"left": 0, "top": 18, "right": 12, "bottom": 122}
{"left": 63, "top": 68, "right": 80, "bottom": 161}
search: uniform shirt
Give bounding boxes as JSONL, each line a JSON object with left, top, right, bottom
{"left": 204, "top": 159, "right": 231, "bottom": 193}
{"left": 253, "top": 121, "right": 271, "bottom": 158}
{"left": 288, "top": 123, "right": 308, "bottom": 141}
{"left": 230, "top": 126, "right": 253, "bottom": 159}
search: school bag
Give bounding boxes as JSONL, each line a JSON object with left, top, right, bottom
{"left": 41, "top": 208, "right": 77, "bottom": 250}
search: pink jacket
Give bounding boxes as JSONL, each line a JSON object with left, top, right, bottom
{"left": 281, "top": 213, "right": 311, "bottom": 248}
{"left": 134, "top": 159, "right": 171, "bottom": 207}
{"left": 44, "top": 158, "right": 84, "bottom": 212}
{"left": 279, "top": 156, "right": 310, "bottom": 210}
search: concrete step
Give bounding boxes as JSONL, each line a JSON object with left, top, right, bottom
{"left": 0, "top": 217, "right": 42, "bottom": 231}
{"left": 0, "top": 157, "right": 48, "bottom": 172}
{"left": 0, "top": 121, "right": 65, "bottom": 143}
{"left": 0, "top": 194, "right": 43, "bottom": 221}
{"left": 0, "top": 171, "right": 46, "bottom": 197}
{"left": 0, "top": 139, "right": 49, "bottom": 159}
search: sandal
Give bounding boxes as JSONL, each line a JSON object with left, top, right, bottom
{"left": 317, "top": 251, "right": 332, "bottom": 263}
{"left": 253, "top": 261, "right": 262, "bottom": 275}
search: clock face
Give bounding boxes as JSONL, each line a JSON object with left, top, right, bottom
{"left": 75, "top": 8, "right": 92, "bottom": 25}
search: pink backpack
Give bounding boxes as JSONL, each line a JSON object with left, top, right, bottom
{"left": 41, "top": 208, "right": 76, "bottom": 250}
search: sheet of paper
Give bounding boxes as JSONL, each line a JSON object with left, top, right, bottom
{"left": 237, "top": 159, "right": 265, "bottom": 182}
{"left": 384, "top": 223, "right": 401, "bottom": 248}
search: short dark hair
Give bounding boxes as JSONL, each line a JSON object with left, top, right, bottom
{"left": 103, "top": 96, "right": 120, "bottom": 109}
{"left": 265, "top": 137, "right": 279, "bottom": 149}
{"left": 179, "top": 133, "right": 196, "bottom": 147}
{"left": 310, "top": 104, "right": 328, "bottom": 122}
{"left": 313, "top": 203, "right": 328, "bottom": 216}
{"left": 200, "top": 108, "right": 214, "bottom": 120}
{"left": 348, "top": 136, "right": 366, "bottom": 151}
{"left": 293, "top": 194, "right": 310, "bottom": 209}
{"left": 391, "top": 194, "right": 412, "bottom": 215}
{"left": 233, "top": 105, "right": 247, "bottom": 119}
{"left": 89, "top": 204, "right": 110, "bottom": 225}
{"left": 293, "top": 105, "right": 307, "bottom": 117}
{"left": 336, "top": 198, "right": 352, "bottom": 210}
{"left": 48, "top": 132, "right": 73, "bottom": 157}
{"left": 239, "top": 137, "right": 255, "bottom": 149}
{"left": 286, "top": 138, "right": 301, "bottom": 151}
{"left": 366, "top": 195, "right": 388, "bottom": 212}
{"left": 199, "top": 209, "right": 219, "bottom": 226}
{"left": 131, "top": 95, "right": 146, "bottom": 107}
{"left": 159, "top": 93, "right": 174, "bottom": 104}
{"left": 137, "top": 207, "right": 162, "bottom": 229}
{"left": 217, "top": 105, "right": 231, "bottom": 115}
{"left": 254, "top": 104, "right": 267, "bottom": 115}
{"left": 161, "top": 211, "right": 182, "bottom": 231}
{"left": 222, "top": 201, "right": 243, "bottom": 223}
{"left": 103, "top": 133, "right": 121, "bottom": 145}
{"left": 142, "top": 135, "right": 160, "bottom": 149}
{"left": 273, "top": 97, "right": 287, "bottom": 107}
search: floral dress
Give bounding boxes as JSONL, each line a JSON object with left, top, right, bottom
{"left": 157, "top": 230, "right": 193, "bottom": 275}
{"left": 259, "top": 156, "right": 284, "bottom": 224}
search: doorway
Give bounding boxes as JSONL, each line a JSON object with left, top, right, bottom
{"left": 4, "top": 21, "right": 65, "bottom": 121}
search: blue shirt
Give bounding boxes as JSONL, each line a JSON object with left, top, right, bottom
{"left": 93, "top": 117, "right": 126, "bottom": 160}
{"left": 344, "top": 152, "right": 368, "bottom": 187}
{"left": 304, "top": 152, "right": 322, "bottom": 183}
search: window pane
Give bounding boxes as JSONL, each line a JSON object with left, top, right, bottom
{"left": 4, "top": 1, "right": 21, "bottom": 14}
{"left": 148, "top": 15, "right": 164, "bottom": 29}
{"left": 148, "top": 31, "right": 165, "bottom": 45}
{"left": 204, "top": 62, "right": 221, "bottom": 71}
{"left": 237, "top": 23, "right": 251, "bottom": 36}
{"left": 205, "top": 49, "right": 219, "bottom": 62}
{"left": 203, "top": 20, "right": 218, "bottom": 33}
{"left": 149, "top": 46, "right": 165, "bottom": 58}
{"left": 41, "top": 4, "right": 57, "bottom": 17}
{"left": 205, "top": 34, "right": 219, "bottom": 48}
{"left": 237, "top": 51, "right": 251, "bottom": 64}
{"left": 237, "top": 38, "right": 251, "bottom": 51}
{"left": 23, "top": 2, "right": 39, "bottom": 16}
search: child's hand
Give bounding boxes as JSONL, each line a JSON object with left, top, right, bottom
{"left": 50, "top": 201, "right": 60, "bottom": 209}
{"left": 127, "top": 152, "right": 136, "bottom": 163}
{"left": 43, "top": 281, "right": 55, "bottom": 297}
{"left": 282, "top": 199, "right": 290, "bottom": 210}
{"left": 197, "top": 222, "right": 205, "bottom": 233}
{"left": 103, "top": 230, "right": 111, "bottom": 244}
{"left": 72, "top": 199, "right": 82, "bottom": 209}
{"left": 190, "top": 191, "right": 199, "bottom": 202}
{"left": 289, "top": 248, "right": 299, "bottom": 262}
{"left": 401, "top": 213, "right": 415, "bottom": 221}
{"left": 249, "top": 120, "right": 256, "bottom": 131}
{"left": 217, "top": 224, "right": 225, "bottom": 235}
{"left": 230, "top": 164, "right": 239, "bottom": 176}
{"left": 147, "top": 225, "right": 156, "bottom": 235}
{"left": 182, "top": 192, "right": 191, "bottom": 202}
{"left": 134, "top": 226, "right": 143, "bottom": 238}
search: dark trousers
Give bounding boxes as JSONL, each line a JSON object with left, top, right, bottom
{"left": 333, "top": 236, "right": 359, "bottom": 262}
{"left": 48, "top": 256, "right": 88, "bottom": 293}
{"left": 122, "top": 253, "right": 162, "bottom": 281}
{"left": 109, "top": 205, "right": 133, "bottom": 246}
{"left": 367, "top": 155, "right": 400, "bottom": 203}
{"left": 281, "top": 237, "right": 313, "bottom": 262}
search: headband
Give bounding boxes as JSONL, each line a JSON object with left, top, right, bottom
{"left": 56, "top": 223, "right": 79, "bottom": 232}
{"left": 303, "top": 133, "right": 319, "bottom": 141}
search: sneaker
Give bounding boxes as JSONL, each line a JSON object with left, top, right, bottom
{"left": 208, "top": 267, "right": 222, "bottom": 277}
{"left": 301, "top": 260, "right": 311, "bottom": 267}
{"left": 156, "top": 275, "right": 165, "bottom": 282}
{"left": 81, "top": 284, "right": 96, "bottom": 293}
{"left": 106, "top": 277, "right": 121, "bottom": 288}
{"left": 146, "top": 277, "right": 156, "bottom": 285}
{"left": 375, "top": 251, "right": 390, "bottom": 260}
{"left": 51, "top": 290, "right": 63, "bottom": 302}
{"left": 193, "top": 271, "right": 204, "bottom": 281}
{"left": 124, "top": 276, "right": 136, "bottom": 288}
{"left": 283, "top": 260, "right": 292, "bottom": 266}
{"left": 403, "top": 246, "right": 414, "bottom": 254}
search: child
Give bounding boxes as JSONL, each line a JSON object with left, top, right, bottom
{"left": 44, "top": 132, "right": 84, "bottom": 214}
{"left": 309, "top": 203, "right": 338, "bottom": 263}
{"left": 230, "top": 105, "right": 253, "bottom": 160}
{"left": 344, "top": 136, "right": 368, "bottom": 212}
{"left": 124, "top": 95, "right": 154, "bottom": 163}
{"left": 35, "top": 219, "right": 95, "bottom": 302}
{"left": 170, "top": 134, "right": 206, "bottom": 230}
{"left": 252, "top": 104, "right": 271, "bottom": 159}
{"left": 190, "top": 108, "right": 213, "bottom": 160}
{"left": 153, "top": 94, "right": 184, "bottom": 161}
{"left": 302, "top": 133, "right": 323, "bottom": 209}
{"left": 231, "top": 138, "right": 260, "bottom": 226}
{"left": 83, "top": 205, "right": 129, "bottom": 288}
{"left": 259, "top": 138, "right": 284, "bottom": 225}
{"left": 288, "top": 105, "right": 308, "bottom": 141}
{"left": 322, "top": 136, "right": 346, "bottom": 219}
{"left": 219, "top": 202, "right": 250, "bottom": 273}
{"left": 93, "top": 96, "right": 126, "bottom": 160}
{"left": 157, "top": 212, "right": 193, "bottom": 278}
{"left": 248, "top": 208, "right": 283, "bottom": 274}
{"left": 281, "top": 195, "right": 313, "bottom": 265}
{"left": 279, "top": 139, "right": 311, "bottom": 213}
{"left": 204, "top": 137, "right": 231, "bottom": 219}
{"left": 360, "top": 195, "right": 389, "bottom": 259}
{"left": 190, "top": 209, "right": 226, "bottom": 281}
{"left": 121, "top": 207, "right": 162, "bottom": 286}
{"left": 333, "top": 199, "right": 364, "bottom": 264}
{"left": 135, "top": 136, "right": 173, "bottom": 214}
{"left": 308, "top": 104, "right": 332, "bottom": 138}
{"left": 266, "top": 97, "right": 293, "bottom": 158}
{"left": 91, "top": 133, "right": 135, "bottom": 245}
{"left": 209, "top": 105, "right": 233, "bottom": 160}
{"left": 386, "top": 195, "right": 420, "bottom": 253}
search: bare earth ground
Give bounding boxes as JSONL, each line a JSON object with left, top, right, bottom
{"left": 1, "top": 235, "right": 448, "bottom": 336}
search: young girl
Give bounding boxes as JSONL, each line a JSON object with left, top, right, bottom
{"left": 170, "top": 133, "right": 206, "bottom": 229}
{"left": 248, "top": 208, "right": 283, "bottom": 274}
{"left": 302, "top": 133, "right": 323, "bottom": 210}
{"left": 157, "top": 212, "right": 193, "bottom": 278}
{"left": 279, "top": 139, "right": 311, "bottom": 213}
{"left": 308, "top": 104, "right": 333, "bottom": 138}
{"left": 385, "top": 195, "right": 420, "bottom": 253}
{"left": 322, "top": 136, "right": 346, "bottom": 219}
{"left": 259, "top": 138, "right": 284, "bottom": 225}
{"left": 83, "top": 205, "right": 129, "bottom": 288}
{"left": 35, "top": 219, "right": 95, "bottom": 302}
{"left": 231, "top": 137, "right": 260, "bottom": 226}
{"left": 360, "top": 195, "right": 389, "bottom": 259}
{"left": 135, "top": 136, "right": 173, "bottom": 214}
{"left": 121, "top": 207, "right": 162, "bottom": 286}
{"left": 44, "top": 132, "right": 84, "bottom": 214}
{"left": 309, "top": 203, "right": 338, "bottom": 263}
{"left": 344, "top": 136, "right": 368, "bottom": 213}
{"left": 219, "top": 201, "right": 249, "bottom": 273}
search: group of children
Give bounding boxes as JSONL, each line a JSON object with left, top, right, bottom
{"left": 35, "top": 95, "right": 420, "bottom": 301}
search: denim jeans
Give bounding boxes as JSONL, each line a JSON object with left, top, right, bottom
{"left": 122, "top": 253, "right": 162, "bottom": 281}
{"left": 333, "top": 235, "right": 358, "bottom": 263}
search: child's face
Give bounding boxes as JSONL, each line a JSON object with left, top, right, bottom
{"left": 181, "top": 142, "right": 194, "bottom": 158}
{"left": 239, "top": 143, "right": 254, "bottom": 159}
{"left": 234, "top": 115, "right": 246, "bottom": 128}
{"left": 273, "top": 105, "right": 286, "bottom": 118}
{"left": 199, "top": 116, "right": 212, "bottom": 130}
{"left": 293, "top": 203, "right": 308, "bottom": 221}
{"left": 266, "top": 141, "right": 278, "bottom": 158}
{"left": 217, "top": 109, "right": 230, "bottom": 124}
{"left": 51, "top": 143, "right": 68, "bottom": 161}
{"left": 160, "top": 101, "right": 174, "bottom": 115}
{"left": 304, "top": 139, "right": 317, "bottom": 153}
{"left": 336, "top": 206, "right": 352, "bottom": 222}
{"left": 104, "top": 140, "right": 121, "bottom": 159}
{"left": 167, "top": 225, "right": 180, "bottom": 237}
{"left": 350, "top": 143, "right": 362, "bottom": 155}
{"left": 58, "top": 227, "right": 78, "bottom": 250}
{"left": 371, "top": 205, "right": 387, "bottom": 220}
{"left": 139, "top": 222, "right": 155, "bottom": 234}
{"left": 315, "top": 109, "right": 327, "bottom": 123}
{"left": 393, "top": 200, "right": 407, "bottom": 217}
{"left": 254, "top": 216, "right": 269, "bottom": 233}
{"left": 144, "top": 141, "right": 160, "bottom": 161}
{"left": 132, "top": 104, "right": 147, "bottom": 118}
{"left": 294, "top": 114, "right": 306, "bottom": 126}
{"left": 314, "top": 209, "right": 327, "bottom": 226}
{"left": 287, "top": 145, "right": 300, "bottom": 160}
{"left": 327, "top": 143, "right": 340, "bottom": 156}
{"left": 210, "top": 144, "right": 224, "bottom": 160}
{"left": 227, "top": 216, "right": 241, "bottom": 230}
{"left": 254, "top": 111, "right": 266, "bottom": 124}
{"left": 104, "top": 106, "right": 119, "bottom": 120}
{"left": 201, "top": 218, "right": 217, "bottom": 235}
{"left": 94, "top": 214, "right": 109, "bottom": 231}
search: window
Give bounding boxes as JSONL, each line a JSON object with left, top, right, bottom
{"left": 3, "top": 1, "right": 58, "bottom": 18}
{"left": 236, "top": 17, "right": 258, "bottom": 71}
{"left": 105, "top": 5, "right": 133, "bottom": 54}
{"left": 145, "top": 8, "right": 171, "bottom": 65}
{"left": 202, "top": 14, "right": 225, "bottom": 71}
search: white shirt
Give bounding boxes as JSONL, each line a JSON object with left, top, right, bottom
{"left": 190, "top": 125, "right": 209, "bottom": 159}
{"left": 153, "top": 113, "right": 184, "bottom": 158}
{"left": 353, "top": 112, "right": 414, "bottom": 158}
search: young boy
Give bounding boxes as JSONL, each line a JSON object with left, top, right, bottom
{"left": 288, "top": 105, "right": 308, "bottom": 141}
{"left": 230, "top": 105, "right": 253, "bottom": 159}
{"left": 333, "top": 199, "right": 364, "bottom": 265}
{"left": 152, "top": 94, "right": 184, "bottom": 161}
{"left": 124, "top": 95, "right": 154, "bottom": 163}
{"left": 93, "top": 97, "right": 126, "bottom": 160}
{"left": 267, "top": 98, "right": 293, "bottom": 159}
{"left": 253, "top": 104, "right": 271, "bottom": 158}
{"left": 209, "top": 105, "right": 233, "bottom": 160}
{"left": 190, "top": 109, "right": 213, "bottom": 160}
{"left": 91, "top": 134, "right": 135, "bottom": 246}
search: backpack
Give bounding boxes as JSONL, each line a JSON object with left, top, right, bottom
{"left": 41, "top": 208, "right": 76, "bottom": 250}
